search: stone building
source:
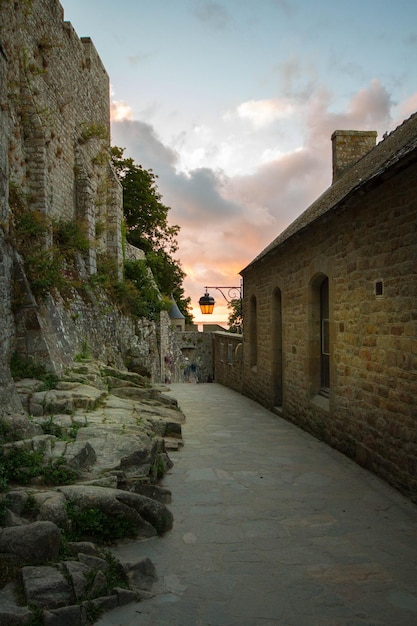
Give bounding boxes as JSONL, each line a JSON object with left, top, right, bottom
{"left": 240, "top": 113, "right": 417, "bottom": 500}
{"left": 0, "top": 0, "right": 174, "bottom": 385}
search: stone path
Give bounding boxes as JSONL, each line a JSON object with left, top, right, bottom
{"left": 97, "top": 383, "right": 417, "bottom": 626}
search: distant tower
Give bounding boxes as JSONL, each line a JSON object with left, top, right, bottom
{"left": 168, "top": 296, "right": 185, "bottom": 331}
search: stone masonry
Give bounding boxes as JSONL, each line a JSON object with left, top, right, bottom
{"left": 240, "top": 117, "right": 417, "bottom": 502}
{"left": 0, "top": 0, "right": 179, "bottom": 383}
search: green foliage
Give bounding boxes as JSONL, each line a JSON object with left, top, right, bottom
{"left": 0, "top": 495, "right": 9, "bottom": 523}
{"left": 0, "top": 448, "right": 44, "bottom": 485}
{"left": 10, "top": 352, "right": 58, "bottom": 389}
{"left": 53, "top": 219, "right": 90, "bottom": 255}
{"left": 0, "top": 419, "right": 12, "bottom": 445}
{"left": 227, "top": 298, "right": 243, "bottom": 334}
{"left": 111, "top": 147, "right": 193, "bottom": 322}
{"left": 41, "top": 416, "right": 63, "bottom": 438}
{"left": 28, "top": 607, "right": 44, "bottom": 626}
{"left": 111, "top": 147, "right": 179, "bottom": 255}
{"left": 43, "top": 458, "right": 78, "bottom": 486}
{"left": 100, "top": 550, "right": 130, "bottom": 591}
{"left": 24, "top": 248, "right": 66, "bottom": 299}
{"left": 9, "top": 182, "right": 93, "bottom": 301}
{"left": 0, "top": 446, "right": 77, "bottom": 490}
{"left": 84, "top": 601, "right": 104, "bottom": 624}
{"left": 123, "top": 259, "right": 169, "bottom": 319}
{"left": 146, "top": 250, "right": 193, "bottom": 323}
{"left": 80, "top": 123, "right": 109, "bottom": 142}
{"left": 65, "top": 502, "right": 137, "bottom": 544}
{"left": 75, "top": 341, "right": 91, "bottom": 361}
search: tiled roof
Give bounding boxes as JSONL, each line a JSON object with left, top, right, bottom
{"left": 241, "top": 111, "right": 417, "bottom": 273}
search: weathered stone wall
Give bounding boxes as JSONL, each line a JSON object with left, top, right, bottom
{"left": 212, "top": 332, "right": 243, "bottom": 392}
{"left": 0, "top": 0, "right": 122, "bottom": 273}
{"left": 0, "top": 0, "right": 174, "bottom": 389}
{"left": 241, "top": 159, "right": 417, "bottom": 500}
{"left": 171, "top": 331, "right": 213, "bottom": 383}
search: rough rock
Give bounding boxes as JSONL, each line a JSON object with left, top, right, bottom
{"left": 77, "top": 554, "right": 109, "bottom": 572}
{"left": 0, "top": 521, "right": 61, "bottom": 565}
{"left": 129, "top": 482, "right": 172, "bottom": 504}
{"left": 66, "top": 542, "right": 98, "bottom": 558}
{"left": 20, "top": 565, "right": 75, "bottom": 608}
{"left": 89, "top": 569, "right": 108, "bottom": 597}
{"left": 121, "top": 556, "right": 157, "bottom": 592}
{"left": 61, "top": 561, "right": 91, "bottom": 601}
{"left": 0, "top": 582, "right": 33, "bottom": 626}
{"left": 58, "top": 484, "right": 173, "bottom": 537}
{"left": 1, "top": 360, "right": 183, "bottom": 623}
{"left": 63, "top": 441, "right": 96, "bottom": 471}
{"left": 42, "top": 604, "right": 84, "bottom": 626}
{"left": 34, "top": 491, "right": 68, "bottom": 527}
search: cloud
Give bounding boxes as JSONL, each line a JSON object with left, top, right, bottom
{"left": 111, "top": 119, "right": 178, "bottom": 171}
{"left": 110, "top": 81, "right": 413, "bottom": 323}
{"left": 111, "top": 100, "right": 133, "bottom": 122}
{"left": 396, "top": 92, "right": 417, "bottom": 120}
{"left": 236, "top": 98, "right": 295, "bottom": 128}
{"left": 191, "top": 1, "right": 232, "bottom": 30}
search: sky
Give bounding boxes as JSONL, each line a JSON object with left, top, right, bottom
{"left": 62, "top": 0, "right": 417, "bottom": 325}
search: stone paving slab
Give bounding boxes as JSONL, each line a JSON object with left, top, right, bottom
{"left": 97, "top": 383, "right": 417, "bottom": 626}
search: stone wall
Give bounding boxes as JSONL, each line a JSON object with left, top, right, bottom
{"left": 241, "top": 159, "right": 417, "bottom": 501}
{"left": 0, "top": 0, "right": 175, "bottom": 390}
{"left": 0, "top": 0, "right": 121, "bottom": 272}
{"left": 171, "top": 331, "right": 213, "bottom": 383}
{"left": 212, "top": 332, "right": 243, "bottom": 392}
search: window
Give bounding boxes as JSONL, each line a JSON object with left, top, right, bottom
{"left": 309, "top": 273, "right": 330, "bottom": 401}
{"left": 375, "top": 280, "right": 384, "bottom": 297}
{"left": 272, "top": 287, "right": 283, "bottom": 407}
{"left": 249, "top": 295, "right": 257, "bottom": 368}
{"left": 228, "top": 343, "right": 233, "bottom": 365}
{"left": 320, "top": 277, "right": 330, "bottom": 394}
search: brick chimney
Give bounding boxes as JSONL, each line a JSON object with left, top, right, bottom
{"left": 331, "top": 130, "right": 377, "bottom": 183}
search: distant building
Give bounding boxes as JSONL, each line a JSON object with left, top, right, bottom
{"left": 168, "top": 297, "right": 186, "bottom": 332}
{"left": 239, "top": 114, "right": 417, "bottom": 500}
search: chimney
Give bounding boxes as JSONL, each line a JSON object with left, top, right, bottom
{"left": 331, "top": 130, "right": 377, "bottom": 183}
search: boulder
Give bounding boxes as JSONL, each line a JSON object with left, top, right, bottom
{"left": 34, "top": 491, "right": 68, "bottom": 527}
{"left": 58, "top": 484, "right": 173, "bottom": 537}
{"left": 63, "top": 441, "right": 96, "bottom": 471}
{"left": 0, "top": 582, "right": 33, "bottom": 626}
{"left": 42, "top": 604, "right": 84, "bottom": 626}
{"left": 122, "top": 556, "right": 157, "bottom": 592}
{"left": 61, "top": 561, "right": 90, "bottom": 601}
{"left": 20, "top": 565, "right": 75, "bottom": 608}
{"left": 0, "top": 521, "right": 61, "bottom": 565}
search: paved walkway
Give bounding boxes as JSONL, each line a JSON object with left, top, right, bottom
{"left": 97, "top": 383, "right": 417, "bottom": 626}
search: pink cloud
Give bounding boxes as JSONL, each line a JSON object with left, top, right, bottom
{"left": 111, "top": 82, "right": 416, "bottom": 325}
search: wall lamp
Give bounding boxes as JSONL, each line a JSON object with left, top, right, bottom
{"left": 198, "top": 285, "right": 242, "bottom": 314}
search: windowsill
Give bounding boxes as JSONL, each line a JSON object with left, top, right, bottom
{"left": 311, "top": 394, "right": 330, "bottom": 412}
{"left": 273, "top": 405, "right": 283, "bottom": 417}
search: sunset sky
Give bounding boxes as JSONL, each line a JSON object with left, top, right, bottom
{"left": 62, "top": 0, "right": 417, "bottom": 325}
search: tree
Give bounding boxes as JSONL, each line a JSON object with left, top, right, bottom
{"left": 111, "top": 147, "right": 179, "bottom": 255}
{"left": 227, "top": 299, "right": 243, "bottom": 334}
{"left": 111, "top": 147, "right": 193, "bottom": 323}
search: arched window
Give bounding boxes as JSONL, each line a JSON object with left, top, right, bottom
{"left": 320, "top": 277, "right": 330, "bottom": 393}
{"left": 309, "top": 274, "right": 330, "bottom": 397}
{"left": 272, "top": 288, "right": 283, "bottom": 406}
{"left": 249, "top": 295, "right": 257, "bottom": 368}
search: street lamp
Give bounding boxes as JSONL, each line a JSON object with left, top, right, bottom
{"left": 198, "top": 285, "right": 242, "bottom": 314}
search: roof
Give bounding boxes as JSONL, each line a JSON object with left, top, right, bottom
{"left": 168, "top": 297, "right": 185, "bottom": 320}
{"left": 241, "top": 111, "right": 417, "bottom": 273}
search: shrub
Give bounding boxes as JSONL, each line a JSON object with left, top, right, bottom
{"left": 66, "top": 502, "right": 137, "bottom": 544}
{"left": 10, "top": 352, "right": 58, "bottom": 389}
